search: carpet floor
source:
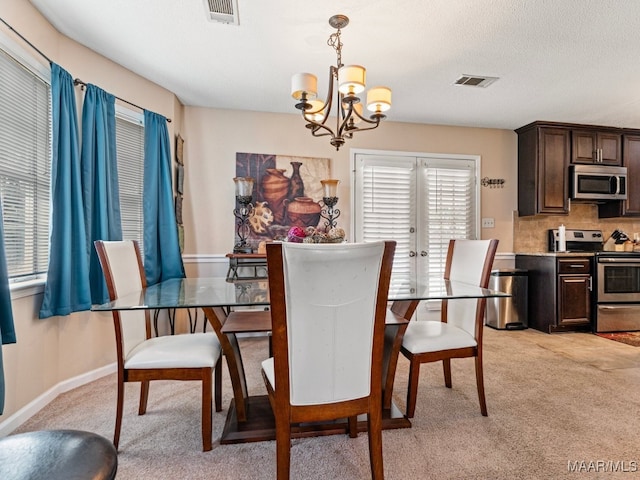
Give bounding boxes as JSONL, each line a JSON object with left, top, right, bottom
{"left": 12, "top": 327, "right": 640, "bottom": 479}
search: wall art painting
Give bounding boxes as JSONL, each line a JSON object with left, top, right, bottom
{"left": 235, "top": 152, "right": 330, "bottom": 251}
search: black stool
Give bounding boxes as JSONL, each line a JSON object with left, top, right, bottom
{"left": 0, "top": 429, "right": 117, "bottom": 480}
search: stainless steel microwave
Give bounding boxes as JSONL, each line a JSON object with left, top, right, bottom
{"left": 569, "top": 164, "right": 627, "bottom": 200}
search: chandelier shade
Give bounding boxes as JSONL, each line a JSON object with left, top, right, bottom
{"left": 291, "top": 14, "right": 391, "bottom": 150}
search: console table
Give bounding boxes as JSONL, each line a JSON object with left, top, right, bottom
{"left": 226, "top": 253, "right": 268, "bottom": 281}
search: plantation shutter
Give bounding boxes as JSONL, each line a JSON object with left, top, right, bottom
{"left": 115, "top": 110, "right": 145, "bottom": 253}
{"left": 0, "top": 47, "right": 51, "bottom": 281}
{"left": 354, "top": 155, "right": 416, "bottom": 289}
{"left": 354, "top": 152, "right": 478, "bottom": 292}
{"left": 420, "top": 157, "right": 477, "bottom": 280}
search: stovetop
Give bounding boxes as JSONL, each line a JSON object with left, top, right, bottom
{"left": 548, "top": 228, "right": 640, "bottom": 258}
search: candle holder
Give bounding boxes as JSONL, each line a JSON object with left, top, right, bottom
{"left": 319, "top": 179, "right": 341, "bottom": 230}
{"left": 233, "top": 177, "right": 255, "bottom": 253}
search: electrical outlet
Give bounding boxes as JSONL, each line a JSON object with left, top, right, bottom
{"left": 482, "top": 217, "right": 495, "bottom": 228}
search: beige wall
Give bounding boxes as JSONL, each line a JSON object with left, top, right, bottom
{"left": 182, "top": 108, "right": 518, "bottom": 256}
{"left": 0, "top": 0, "right": 184, "bottom": 425}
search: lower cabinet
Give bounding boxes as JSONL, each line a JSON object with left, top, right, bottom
{"left": 515, "top": 255, "right": 593, "bottom": 333}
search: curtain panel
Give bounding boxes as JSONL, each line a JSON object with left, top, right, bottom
{"left": 143, "top": 110, "right": 184, "bottom": 284}
{"left": 0, "top": 203, "right": 17, "bottom": 414}
{"left": 39, "top": 63, "right": 91, "bottom": 318}
{"left": 81, "top": 84, "right": 122, "bottom": 305}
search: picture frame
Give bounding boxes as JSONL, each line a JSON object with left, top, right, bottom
{"left": 175, "top": 195, "right": 183, "bottom": 225}
{"left": 175, "top": 134, "right": 184, "bottom": 165}
{"left": 176, "top": 164, "right": 184, "bottom": 195}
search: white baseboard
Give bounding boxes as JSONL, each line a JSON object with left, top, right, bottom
{"left": 0, "top": 362, "right": 117, "bottom": 437}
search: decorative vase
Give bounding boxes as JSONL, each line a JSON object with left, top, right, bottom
{"left": 261, "top": 168, "right": 290, "bottom": 224}
{"left": 285, "top": 196, "right": 321, "bottom": 228}
{"left": 288, "top": 161, "right": 305, "bottom": 199}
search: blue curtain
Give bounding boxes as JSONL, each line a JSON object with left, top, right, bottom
{"left": 0, "top": 202, "right": 17, "bottom": 414}
{"left": 39, "top": 63, "right": 91, "bottom": 318}
{"left": 81, "top": 84, "right": 122, "bottom": 305}
{"left": 143, "top": 110, "right": 184, "bottom": 284}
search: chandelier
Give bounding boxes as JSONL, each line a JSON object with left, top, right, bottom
{"left": 290, "top": 14, "right": 392, "bottom": 151}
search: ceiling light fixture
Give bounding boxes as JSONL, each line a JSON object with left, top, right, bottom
{"left": 290, "top": 14, "right": 391, "bottom": 151}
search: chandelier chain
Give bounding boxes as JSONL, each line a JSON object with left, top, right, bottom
{"left": 327, "top": 29, "right": 343, "bottom": 68}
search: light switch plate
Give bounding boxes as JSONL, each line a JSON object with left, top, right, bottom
{"left": 482, "top": 217, "right": 495, "bottom": 228}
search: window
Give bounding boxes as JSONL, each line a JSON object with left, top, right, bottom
{"left": 353, "top": 150, "right": 479, "bottom": 296}
{"left": 0, "top": 36, "right": 51, "bottom": 283}
{"left": 115, "top": 107, "right": 145, "bottom": 252}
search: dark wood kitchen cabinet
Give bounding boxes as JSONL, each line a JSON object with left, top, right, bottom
{"left": 571, "top": 129, "right": 621, "bottom": 165}
{"left": 599, "top": 132, "right": 640, "bottom": 217}
{"left": 516, "top": 123, "right": 570, "bottom": 216}
{"left": 515, "top": 254, "right": 593, "bottom": 333}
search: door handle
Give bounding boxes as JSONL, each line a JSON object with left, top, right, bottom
{"left": 420, "top": 251, "right": 427, "bottom": 257}
{"left": 409, "top": 251, "right": 416, "bottom": 257}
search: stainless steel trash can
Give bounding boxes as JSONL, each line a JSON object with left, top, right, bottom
{"left": 485, "top": 269, "right": 528, "bottom": 330}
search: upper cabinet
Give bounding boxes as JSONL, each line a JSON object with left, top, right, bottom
{"left": 571, "top": 129, "right": 621, "bottom": 165}
{"left": 517, "top": 121, "right": 631, "bottom": 217}
{"left": 599, "top": 131, "right": 640, "bottom": 217}
{"left": 517, "top": 122, "right": 570, "bottom": 216}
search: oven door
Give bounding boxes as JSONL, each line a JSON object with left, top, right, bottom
{"left": 597, "top": 256, "right": 640, "bottom": 302}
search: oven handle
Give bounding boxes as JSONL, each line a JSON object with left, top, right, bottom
{"left": 598, "top": 257, "right": 640, "bottom": 263}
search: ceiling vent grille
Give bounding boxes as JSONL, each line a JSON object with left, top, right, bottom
{"left": 204, "top": 0, "right": 239, "bottom": 25}
{"left": 454, "top": 75, "right": 498, "bottom": 88}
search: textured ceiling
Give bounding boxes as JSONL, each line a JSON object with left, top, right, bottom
{"left": 27, "top": 0, "right": 640, "bottom": 130}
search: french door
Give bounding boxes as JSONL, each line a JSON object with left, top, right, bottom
{"left": 352, "top": 151, "right": 480, "bottom": 309}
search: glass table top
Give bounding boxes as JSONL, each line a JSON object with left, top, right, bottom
{"left": 92, "top": 277, "right": 510, "bottom": 312}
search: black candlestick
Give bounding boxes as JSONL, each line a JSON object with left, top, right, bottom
{"left": 320, "top": 196, "right": 340, "bottom": 230}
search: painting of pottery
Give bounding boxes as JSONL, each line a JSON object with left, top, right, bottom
{"left": 235, "top": 152, "right": 330, "bottom": 250}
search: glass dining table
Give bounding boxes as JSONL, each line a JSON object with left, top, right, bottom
{"left": 93, "top": 276, "right": 509, "bottom": 444}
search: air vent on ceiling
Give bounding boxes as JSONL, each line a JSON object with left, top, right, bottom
{"left": 204, "top": 0, "right": 239, "bottom": 25}
{"left": 454, "top": 75, "right": 498, "bottom": 88}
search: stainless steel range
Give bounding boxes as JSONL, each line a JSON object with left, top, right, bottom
{"left": 596, "top": 252, "right": 640, "bottom": 332}
{"left": 548, "top": 228, "right": 640, "bottom": 332}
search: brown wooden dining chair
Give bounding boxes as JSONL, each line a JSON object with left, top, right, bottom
{"left": 262, "top": 241, "right": 396, "bottom": 480}
{"left": 400, "top": 238, "right": 499, "bottom": 418}
{"left": 94, "top": 240, "right": 222, "bottom": 451}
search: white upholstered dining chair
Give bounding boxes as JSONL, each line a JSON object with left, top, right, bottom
{"left": 401, "top": 238, "right": 498, "bottom": 418}
{"left": 94, "top": 240, "right": 222, "bottom": 451}
{"left": 262, "top": 241, "right": 396, "bottom": 480}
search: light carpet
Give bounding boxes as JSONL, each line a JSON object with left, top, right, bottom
{"left": 12, "top": 327, "right": 640, "bottom": 479}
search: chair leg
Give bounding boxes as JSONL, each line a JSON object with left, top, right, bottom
{"left": 275, "top": 414, "right": 291, "bottom": 480}
{"left": 202, "top": 369, "right": 213, "bottom": 451}
{"left": 138, "top": 380, "right": 150, "bottom": 415}
{"left": 474, "top": 355, "right": 488, "bottom": 416}
{"left": 114, "top": 380, "right": 125, "bottom": 450}
{"left": 214, "top": 357, "right": 222, "bottom": 412}
{"left": 406, "top": 357, "right": 420, "bottom": 418}
{"left": 368, "top": 406, "right": 384, "bottom": 480}
{"left": 443, "top": 359, "right": 452, "bottom": 388}
{"left": 347, "top": 416, "right": 358, "bottom": 438}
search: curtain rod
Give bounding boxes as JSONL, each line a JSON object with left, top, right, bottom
{"left": 73, "top": 78, "right": 172, "bottom": 123}
{"left": 1, "top": 17, "right": 171, "bottom": 123}
{"left": 0, "top": 16, "right": 52, "bottom": 63}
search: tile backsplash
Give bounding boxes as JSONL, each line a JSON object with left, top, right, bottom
{"left": 513, "top": 203, "right": 640, "bottom": 252}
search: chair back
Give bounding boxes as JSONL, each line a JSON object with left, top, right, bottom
{"left": 443, "top": 239, "right": 498, "bottom": 335}
{"left": 95, "top": 240, "right": 149, "bottom": 361}
{"left": 266, "top": 241, "right": 395, "bottom": 407}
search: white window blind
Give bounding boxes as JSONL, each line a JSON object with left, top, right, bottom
{"left": 355, "top": 155, "right": 415, "bottom": 289}
{"left": 115, "top": 109, "right": 144, "bottom": 253}
{"left": 421, "top": 157, "right": 476, "bottom": 280}
{"left": 354, "top": 152, "right": 478, "bottom": 291}
{"left": 0, "top": 46, "right": 51, "bottom": 281}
